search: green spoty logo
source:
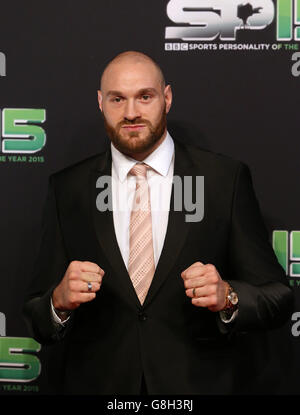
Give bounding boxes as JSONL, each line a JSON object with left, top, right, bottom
{"left": 277, "top": 0, "right": 300, "bottom": 40}
{"left": 272, "top": 230, "right": 300, "bottom": 276}
{"left": 0, "top": 337, "right": 41, "bottom": 382}
{"left": 1, "top": 108, "right": 46, "bottom": 153}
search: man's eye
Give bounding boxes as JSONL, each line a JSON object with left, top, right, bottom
{"left": 113, "top": 97, "right": 123, "bottom": 103}
{"left": 141, "top": 95, "right": 151, "bottom": 101}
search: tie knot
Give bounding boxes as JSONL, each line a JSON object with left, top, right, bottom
{"left": 129, "top": 163, "right": 149, "bottom": 178}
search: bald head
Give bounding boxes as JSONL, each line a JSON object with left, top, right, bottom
{"left": 97, "top": 50, "right": 172, "bottom": 161}
{"left": 100, "top": 51, "right": 166, "bottom": 91}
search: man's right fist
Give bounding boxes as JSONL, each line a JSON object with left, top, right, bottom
{"left": 52, "top": 260, "right": 105, "bottom": 311}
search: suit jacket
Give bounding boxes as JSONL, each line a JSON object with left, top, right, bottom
{"left": 23, "top": 138, "right": 293, "bottom": 395}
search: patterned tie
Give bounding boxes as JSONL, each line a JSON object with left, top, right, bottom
{"left": 128, "top": 163, "right": 155, "bottom": 305}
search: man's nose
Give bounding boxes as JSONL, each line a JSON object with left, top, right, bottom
{"left": 123, "top": 99, "right": 141, "bottom": 121}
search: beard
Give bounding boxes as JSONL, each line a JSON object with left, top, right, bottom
{"left": 102, "top": 106, "right": 167, "bottom": 157}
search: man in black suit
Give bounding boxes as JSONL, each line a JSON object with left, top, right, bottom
{"left": 23, "top": 51, "right": 293, "bottom": 395}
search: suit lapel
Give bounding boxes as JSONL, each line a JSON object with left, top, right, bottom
{"left": 91, "top": 150, "right": 141, "bottom": 310}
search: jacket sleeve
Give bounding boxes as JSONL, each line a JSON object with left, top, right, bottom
{"left": 23, "top": 175, "right": 70, "bottom": 344}
{"left": 226, "top": 162, "right": 294, "bottom": 332}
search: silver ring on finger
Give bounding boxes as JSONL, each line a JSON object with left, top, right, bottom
{"left": 87, "top": 281, "right": 92, "bottom": 292}
{"left": 192, "top": 288, "right": 196, "bottom": 297}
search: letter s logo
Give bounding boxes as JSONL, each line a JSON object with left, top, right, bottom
{"left": 0, "top": 337, "right": 41, "bottom": 382}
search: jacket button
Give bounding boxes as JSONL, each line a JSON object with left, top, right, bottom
{"left": 138, "top": 312, "right": 147, "bottom": 321}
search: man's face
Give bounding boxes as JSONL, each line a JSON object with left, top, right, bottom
{"left": 98, "top": 59, "right": 172, "bottom": 158}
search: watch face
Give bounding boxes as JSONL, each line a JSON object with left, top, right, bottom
{"left": 229, "top": 292, "right": 238, "bottom": 305}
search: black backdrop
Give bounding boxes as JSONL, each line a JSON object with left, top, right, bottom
{"left": 0, "top": 0, "right": 299, "bottom": 395}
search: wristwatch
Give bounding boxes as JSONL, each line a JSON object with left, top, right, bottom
{"left": 220, "top": 282, "right": 239, "bottom": 321}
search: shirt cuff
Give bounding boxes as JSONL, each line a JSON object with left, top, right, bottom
{"left": 219, "top": 308, "right": 238, "bottom": 324}
{"left": 50, "top": 297, "right": 71, "bottom": 326}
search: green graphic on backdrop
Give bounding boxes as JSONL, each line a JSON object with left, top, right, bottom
{"left": 0, "top": 337, "right": 41, "bottom": 382}
{"left": 272, "top": 230, "right": 300, "bottom": 276}
{"left": 277, "top": 0, "right": 300, "bottom": 40}
{"left": 2, "top": 108, "right": 46, "bottom": 153}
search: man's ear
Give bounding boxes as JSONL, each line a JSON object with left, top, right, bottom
{"left": 164, "top": 84, "right": 172, "bottom": 114}
{"left": 97, "top": 90, "right": 103, "bottom": 112}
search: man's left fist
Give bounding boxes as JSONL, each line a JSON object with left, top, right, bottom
{"left": 181, "top": 262, "right": 227, "bottom": 312}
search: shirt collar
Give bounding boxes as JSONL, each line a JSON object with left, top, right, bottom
{"left": 111, "top": 131, "right": 174, "bottom": 183}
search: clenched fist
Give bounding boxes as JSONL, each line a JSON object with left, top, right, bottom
{"left": 181, "top": 262, "right": 228, "bottom": 312}
{"left": 52, "top": 260, "right": 105, "bottom": 311}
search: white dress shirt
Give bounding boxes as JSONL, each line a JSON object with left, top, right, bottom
{"left": 111, "top": 131, "right": 174, "bottom": 269}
